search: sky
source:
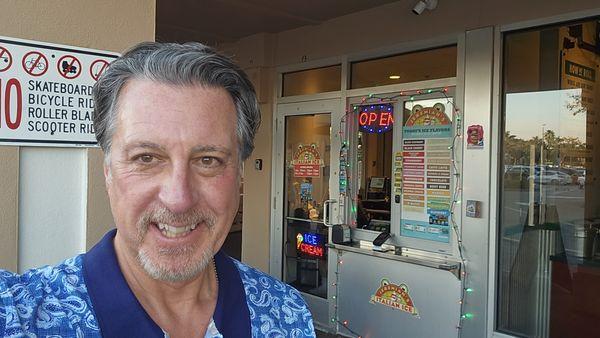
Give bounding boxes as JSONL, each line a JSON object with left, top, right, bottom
{"left": 505, "top": 88, "right": 587, "bottom": 141}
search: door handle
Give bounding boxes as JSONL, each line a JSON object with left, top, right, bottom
{"left": 323, "top": 199, "right": 337, "bottom": 227}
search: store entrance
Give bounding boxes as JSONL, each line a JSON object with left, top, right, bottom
{"left": 271, "top": 98, "right": 342, "bottom": 330}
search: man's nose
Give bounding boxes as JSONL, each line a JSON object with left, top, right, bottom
{"left": 158, "top": 164, "right": 196, "bottom": 213}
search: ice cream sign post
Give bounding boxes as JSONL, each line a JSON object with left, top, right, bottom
{"left": 0, "top": 36, "right": 118, "bottom": 146}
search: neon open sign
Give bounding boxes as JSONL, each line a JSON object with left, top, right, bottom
{"left": 296, "top": 232, "right": 324, "bottom": 257}
{"left": 358, "top": 103, "right": 394, "bottom": 134}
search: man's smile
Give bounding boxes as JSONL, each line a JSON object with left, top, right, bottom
{"left": 155, "top": 222, "right": 199, "bottom": 238}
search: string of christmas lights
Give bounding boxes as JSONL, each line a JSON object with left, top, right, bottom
{"left": 331, "top": 253, "right": 363, "bottom": 338}
{"left": 332, "top": 87, "right": 471, "bottom": 335}
{"left": 439, "top": 90, "right": 471, "bottom": 330}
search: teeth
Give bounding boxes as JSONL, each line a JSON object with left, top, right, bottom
{"left": 156, "top": 223, "right": 198, "bottom": 238}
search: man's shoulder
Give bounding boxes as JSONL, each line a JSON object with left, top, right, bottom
{"left": 1, "top": 255, "right": 85, "bottom": 288}
{"left": 231, "top": 259, "right": 316, "bottom": 338}
{"left": 1, "top": 255, "right": 89, "bottom": 302}
{"left": 0, "top": 255, "right": 100, "bottom": 337}
{"left": 232, "top": 259, "right": 303, "bottom": 301}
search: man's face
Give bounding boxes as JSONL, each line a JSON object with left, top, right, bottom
{"left": 105, "top": 79, "right": 240, "bottom": 282}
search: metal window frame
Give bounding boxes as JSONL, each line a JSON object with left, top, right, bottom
{"left": 488, "top": 7, "right": 600, "bottom": 338}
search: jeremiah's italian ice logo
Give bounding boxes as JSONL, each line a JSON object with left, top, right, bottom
{"left": 370, "top": 279, "right": 420, "bottom": 317}
{"left": 405, "top": 103, "right": 450, "bottom": 127}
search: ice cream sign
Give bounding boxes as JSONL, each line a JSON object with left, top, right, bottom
{"left": 296, "top": 232, "right": 324, "bottom": 257}
{"left": 358, "top": 103, "right": 394, "bottom": 134}
{"left": 291, "top": 143, "right": 323, "bottom": 178}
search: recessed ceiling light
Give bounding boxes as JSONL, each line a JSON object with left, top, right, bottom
{"left": 389, "top": 75, "right": 400, "bottom": 80}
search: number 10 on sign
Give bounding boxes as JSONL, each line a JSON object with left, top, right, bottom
{"left": 0, "top": 78, "right": 22, "bottom": 129}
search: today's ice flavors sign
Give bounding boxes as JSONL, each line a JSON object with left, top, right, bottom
{"left": 401, "top": 100, "right": 453, "bottom": 243}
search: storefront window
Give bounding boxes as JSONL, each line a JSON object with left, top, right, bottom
{"left": 283, "top": 113, "right": 330, "bottom": 298}
{"left": 350, "top": 46, "right": 457, "bottom": 89}
{"left": 282, "top": 65, "right": 341, "bottom": 96}
{"left": 354, "top": 129, "right": 393, "bottom": 232}
{"left": 350, "top": 91, "right": 456, "bottom": 246}
{"left": 498, "top": 18, "right": 600, "bottom": 337}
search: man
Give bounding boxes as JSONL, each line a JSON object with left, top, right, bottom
{"left": 0, "top": 42, "right": 315, "bottom": 338}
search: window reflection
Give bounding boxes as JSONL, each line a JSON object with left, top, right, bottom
{"left": 499, "top": 18, "right": 600, "bottom": 337}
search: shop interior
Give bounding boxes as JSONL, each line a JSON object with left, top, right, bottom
{"left": 355, "top": 130, "right": 393, "bottom": 232}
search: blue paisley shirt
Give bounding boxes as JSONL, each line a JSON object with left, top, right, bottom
{"left": 0, "top": 230, "right": 315, "bottom": 338}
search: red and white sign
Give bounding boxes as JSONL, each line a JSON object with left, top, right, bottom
{"left": 0, "top": 36, "right": 118, "bottom": 146}
{"left": 90, "top": 59, "right": 109, "bottom": 81}
{"left": 22, "top": 51, "right": 48, "bottom": 76}
{"left": 57, "top": 55, "right": 82, "bottom": 79}
{"left": 0, "top": 46, "right": 13, "bottom": 72}
{"left": 291, "top": 144, "right": 323, "bottom": 178}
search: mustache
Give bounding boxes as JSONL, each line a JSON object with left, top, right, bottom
{"left": 137, "top": 207, "right": 217, "bottom": 233}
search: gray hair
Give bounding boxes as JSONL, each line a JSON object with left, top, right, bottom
{"left": 92, "top": 41, "right": 261, "bottom": 161}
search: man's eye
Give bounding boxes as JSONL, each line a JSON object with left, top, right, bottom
{"left": 135, "top": 154, "right": 155, "bottom": 163}
{"left": 197, "top": 156, "right": 225, "bottom": 169}
{"left": 200, "top": 157, "right": 217, "bottom": 166}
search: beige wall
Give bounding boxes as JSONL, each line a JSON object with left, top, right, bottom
{"left": 224, "top": 0, "right": 600, "bottom": 69}
{"left": 223, "top": 0, "right": 600, "bottom": 271}
{"left": 86, "top": 148, "right": 114, "bottom": 249}
{"left": 0, "top": 148, "right": 19, "bottom": 271}
{"left": 0, "top": 0, "right": 155, "bottom": 270}
{"left": 273, "top": 0, "right": 600, "bottom": 66}
{"left": 224, "top": 34, "right": 278, "bottom": 272}
{"left": 241, "top": 103, "right": 273, "bottom": 272}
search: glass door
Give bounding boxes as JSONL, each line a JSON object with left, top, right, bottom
{"left": 271, "top": 98, "right": 342, "bottom": 330}
{"left": 283, "top": 113, "right": 331, "bottom": 299}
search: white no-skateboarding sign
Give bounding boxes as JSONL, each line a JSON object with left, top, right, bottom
{"left": 0, "top": 36, "right": 119, "bottom": 146}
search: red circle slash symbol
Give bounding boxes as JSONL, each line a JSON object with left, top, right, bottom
{"left": 90, "top": 59, "right": 109, "bottom": 81}
{"left": 0, "top": 46, "right": 13, "bottom": 72}
{"left": 57, "top": 55, "right": 82, "bottom": 79}
{"left": 22, "top": 51, "right": 48, "bottom": 76}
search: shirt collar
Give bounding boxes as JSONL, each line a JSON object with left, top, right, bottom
{"left": 83, "top": 229, "right": 251, "bottom": 337}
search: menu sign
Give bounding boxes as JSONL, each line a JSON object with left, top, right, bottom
{"left": 291, "top": 143, "right": 323, "bottom": 178}
{"left": 401, "top": 101, "right": 453, "bottom": 243}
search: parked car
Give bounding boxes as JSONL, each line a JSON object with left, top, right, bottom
{"left": 528, "top": 170, "right": 571, "bottom": 185}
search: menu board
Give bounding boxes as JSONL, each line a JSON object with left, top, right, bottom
{"left": 400, "top": 99, "right": 453, "bottom": 243}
